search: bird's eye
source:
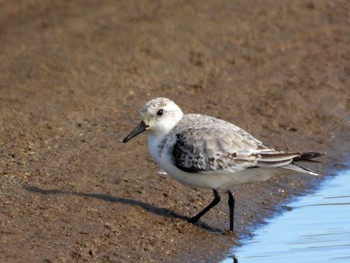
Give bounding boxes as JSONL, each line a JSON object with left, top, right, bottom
{"left": 157, "top": 109, "right": 164, "bottom": 116}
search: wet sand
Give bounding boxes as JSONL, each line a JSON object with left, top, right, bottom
{"left": 1, "top": 1, "right": 349, "bottom": 262}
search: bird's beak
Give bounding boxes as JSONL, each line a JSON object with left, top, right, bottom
{"left": 123, "top": 121, "right": 149, "bottom": 143}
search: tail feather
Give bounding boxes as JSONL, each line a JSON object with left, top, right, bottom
{"left": 284, "top": 152, "right": 325, "bottom": 176}
{"left": 283, "top": 164, "right": 319, "bottom": 176}
{"left": 293, "top": 152, "right": 325, "bottom": 163}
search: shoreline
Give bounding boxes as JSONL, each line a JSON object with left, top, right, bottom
{"left": 1, "top": 1, "right": 349, "bottom": 262}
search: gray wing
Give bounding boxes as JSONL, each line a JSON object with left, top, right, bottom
{"left": 171, "top": 126, "right": 301, "bottom": 173}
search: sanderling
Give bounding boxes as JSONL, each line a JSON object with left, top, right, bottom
{"left": 123, "top": 98, "right": 323, "bottom": 231}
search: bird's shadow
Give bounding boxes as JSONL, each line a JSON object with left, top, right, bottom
{"left": 23, "top": 185, "right": 221, "bottom": 233}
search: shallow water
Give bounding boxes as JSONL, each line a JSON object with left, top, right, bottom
{"left": 221, "top": 169, "right": 350, "bottom": 263}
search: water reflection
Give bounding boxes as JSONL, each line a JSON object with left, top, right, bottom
{"left": 222, "top": 169, "right": 350, "bottom": 263}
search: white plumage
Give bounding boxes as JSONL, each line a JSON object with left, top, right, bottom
{"left": 123, "top": 97, "right": 323, "bottom": 231}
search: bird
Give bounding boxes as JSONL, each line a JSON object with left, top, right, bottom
{"left": 123, "top": 97, "right": 323, "bottom": 231}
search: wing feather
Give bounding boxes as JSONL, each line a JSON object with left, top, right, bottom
{"left": 166, "top": 114, "right": 323, "bottom": 176}
{"left": 170, "top": 115, "right": 265, "bottom": 172}
{"left": 169, "top": 115, "right": 313, "bottom": 173}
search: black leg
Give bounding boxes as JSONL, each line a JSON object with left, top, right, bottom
{"left": 228, "top": 190, "right": 235, "bottom": 231}
{"left": 188, "top": 189, "right": 221, "bottom": 224}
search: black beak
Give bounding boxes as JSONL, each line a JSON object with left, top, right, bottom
{"left": 123, "top": 121, "right": 148, "bottom": 143}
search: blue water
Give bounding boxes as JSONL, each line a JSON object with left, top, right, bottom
{"left": 221, "top": 169, "right": 350, "bottom": 263}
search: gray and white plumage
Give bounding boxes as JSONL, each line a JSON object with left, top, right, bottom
{"left": 123, "top": 98, "right": 323, "bottom": 190}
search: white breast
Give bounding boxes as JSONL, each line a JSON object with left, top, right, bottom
{"left": 148, "top": 135, "right": 161, "bottom": 163}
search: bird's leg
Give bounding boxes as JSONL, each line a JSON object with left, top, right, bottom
{"left": 188, "top": 189, "right": 221, "bottom": 224}
{"left": 227, "top": 190, "right": 235, "bottom": 231}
